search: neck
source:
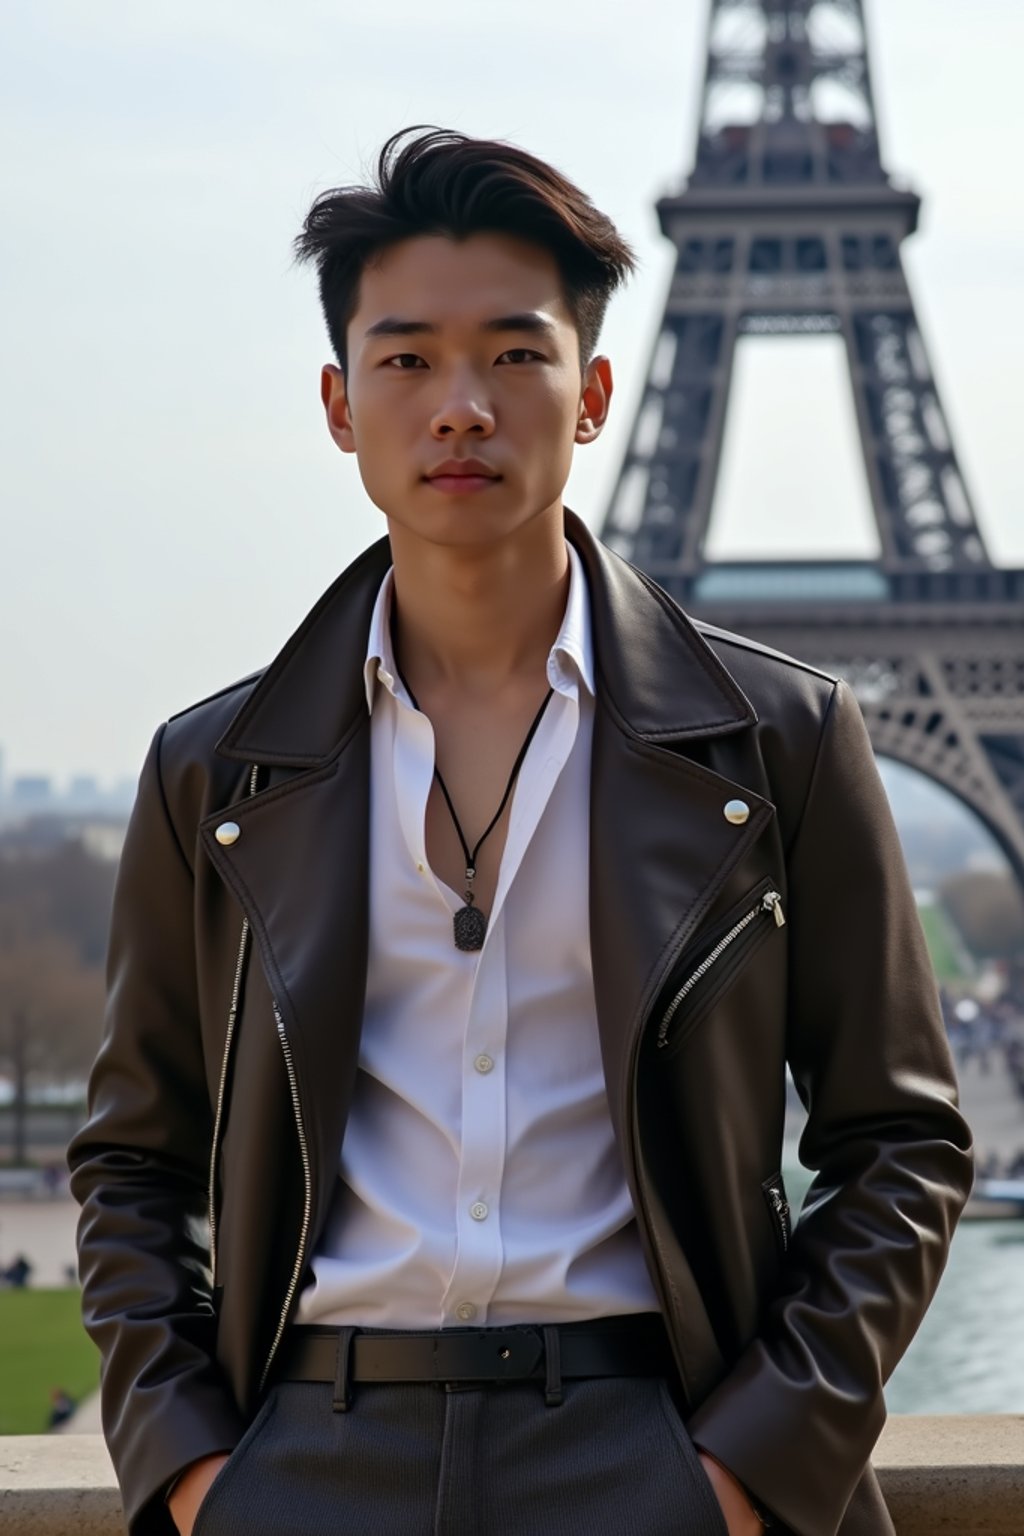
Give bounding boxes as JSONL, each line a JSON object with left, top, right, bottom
{"left": 388, "top": 505, "right": 570, "bottom": 698}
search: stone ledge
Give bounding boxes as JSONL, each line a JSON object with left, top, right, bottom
{"left": 873, "top": 1416, "right": 1024, "bottom": 1535}
{"left": 0, "top": 1434, "right": 119, "bottom": 1536}
{"left": 1, "top": 1417, "right": 1023, "bottom": 1534}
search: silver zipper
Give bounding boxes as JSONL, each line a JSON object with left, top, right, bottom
{"left": 259, "top": 1000, "right": 314, "bottom": 1392}
{"left": 656, "top": 888, "right": 785, "bottom": 1049}
{"left": 208, "top": 764, "right": 259, "bottom": 1282}
{"left": 765, "top": 1182, "right": 790, "bottom": 1251}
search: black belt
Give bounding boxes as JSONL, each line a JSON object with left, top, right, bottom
{"left": 274, "top": 1316, "right": 672, "bottom": 1408}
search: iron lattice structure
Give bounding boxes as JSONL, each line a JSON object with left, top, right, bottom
{"left": 602, "top": 0, "right": 1024, "bottom": 885}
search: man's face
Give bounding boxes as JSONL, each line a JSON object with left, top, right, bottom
{"left": 320, "top": 231, "right": 612, "bottom": 548}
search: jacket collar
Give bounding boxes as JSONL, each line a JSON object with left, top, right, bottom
{"left": 215, "top": 510, "right": 756, "bottom": 767}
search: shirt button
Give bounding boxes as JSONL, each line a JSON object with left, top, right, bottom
{"left": 455, "top": 1302, "right": 477, "bottom": 1322}
{"left": 474, "top": 1054, "right": 494, "bottom": 1074}
{"left": 470, "top": 1201, "right": 489, "bottom": 1222}
{"left": 416, "top": 861, "right": 426, "bottom": 874}
{"left": 377, "top": 666, "right": 394, "bottom": 689}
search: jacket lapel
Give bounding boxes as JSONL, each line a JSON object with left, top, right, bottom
{"left": 572, "top": 513, "right": 772, "bottom": 1130}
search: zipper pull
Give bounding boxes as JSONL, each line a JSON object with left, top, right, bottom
{"left": 763, "top": 890, "right": 786, "bottom": 928}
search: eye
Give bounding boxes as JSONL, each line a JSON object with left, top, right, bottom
{"left": 383, "top": 353, "right": 427, "bottom": 370}
{"left": 498, "top": 348, "right": 544, "bottom": 364}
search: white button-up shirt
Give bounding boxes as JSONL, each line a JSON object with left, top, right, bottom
{"left": 295, "top": 542, "right": 659, "bottom": 1328}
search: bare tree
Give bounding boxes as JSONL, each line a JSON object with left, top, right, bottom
{"left": 0, "top": 934, "right": 104, "bottom": 1164}
{"left": 0, "top": 834, "right": 114, "bottom": 1160}
{"left": 939, "top": 871, "right": 1024, "bottom": 965}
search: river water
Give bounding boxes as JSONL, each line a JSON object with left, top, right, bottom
{"left": 885, "top": 1217, "right": 1024, "bottom": 1413}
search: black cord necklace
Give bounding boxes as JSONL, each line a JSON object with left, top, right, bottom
{"left": 393, "top": 657, "right": 554, "bottom": 952}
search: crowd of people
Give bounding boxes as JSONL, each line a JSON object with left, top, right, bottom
{"left": 940, "top": 974, "right": 1024, "bottom": 1181}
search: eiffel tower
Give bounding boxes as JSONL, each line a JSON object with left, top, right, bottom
{"left": 601, "top": 0, "right": 1024, "bottom": 888}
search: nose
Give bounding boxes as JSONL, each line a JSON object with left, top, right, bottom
{"left": 430, "top": 366, "right": 495, "bottom": 439}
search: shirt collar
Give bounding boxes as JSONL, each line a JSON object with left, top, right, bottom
{"left": 364, "top": 539, "right": 595, "bottom": 714}
{"left": 363, "top": 571, "right": 402, "bottom": 713}
{"left": 547, "top": 540, "right": 595, "bottom": 699}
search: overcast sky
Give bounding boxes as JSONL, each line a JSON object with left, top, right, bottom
{"left": 3, "top": 1, "right": 1022, "bottom": 784}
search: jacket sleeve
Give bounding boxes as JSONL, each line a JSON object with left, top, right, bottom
{"left": 686, "top": 679, "right": 974, "bottom": 1536}
{"left": 67, "top": 725, "right": 246, "bottom": 1536}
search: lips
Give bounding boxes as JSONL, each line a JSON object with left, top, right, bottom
{"left": 423, "top": 458, "right": 502, "bottom": 495}
{"left": 426, "top": 473, "right": 501, "bottom": 495}
{"left": 425, "top": 458, "right": 501, "bottom": 480}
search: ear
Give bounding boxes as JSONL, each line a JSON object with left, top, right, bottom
{"left": 575, "top": 355, "right": 613, "bottom": 445}
{"left": 321, "top": 364, "right": 356, "bottom": 454}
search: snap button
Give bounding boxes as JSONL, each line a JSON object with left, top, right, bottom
{"left": 215, "top": 821, "right": 241, "bottom": 846}
{"left": 723, "top": 799, "right": 750, "bottom": 825}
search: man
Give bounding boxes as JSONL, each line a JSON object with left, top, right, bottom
{"left": 69, "top": 126, "right": 973, "bottom": 1536}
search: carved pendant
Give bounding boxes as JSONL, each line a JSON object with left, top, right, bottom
{"left": 454, "top": 903, "right": 487, "bottom": 952}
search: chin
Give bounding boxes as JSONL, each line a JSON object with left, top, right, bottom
{"left": 376, "top": 482, "right": 566, "bottom": 552}
{"left": 380, "top": 492, "right": 517, "bottom": 541}
{"left": 397, "top": 516, "right": 522, "bottom": 551}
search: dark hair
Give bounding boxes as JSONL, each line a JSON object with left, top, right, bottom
{"left": 293, "top": 126, "right": 637, "bottom": 373}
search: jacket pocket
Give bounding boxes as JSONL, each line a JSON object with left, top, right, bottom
{"left": 655, "top": 877, "right": 785, "bottom": 1055}
{"left": 762, "top": 1171, "right": 792, "bottom": 1256}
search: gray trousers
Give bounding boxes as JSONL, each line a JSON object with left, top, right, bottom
{"left": 191, "top": 1375, "right": 729, "bottom": 1536}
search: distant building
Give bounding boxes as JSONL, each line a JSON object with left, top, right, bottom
{"left": 68, "top": 775, "right": 101, "bottom": 806}
{"left": 113, "top": 776, "right": 138, "bottom": 808}
{"left": 0, "top": 748, "right": 135, "bottom": 829}
{"left": 11, "top": 775, "right": 54, "bottom": 809}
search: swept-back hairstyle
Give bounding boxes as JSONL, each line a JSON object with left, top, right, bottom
{"left": 294, "top": 126, "right": 637, "bottom": 373}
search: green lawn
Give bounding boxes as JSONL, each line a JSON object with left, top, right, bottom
{"left": 917, "top": 901, "right": 971, "bottom": 983}
{"left": 0, "top": 1289, "right": 99, "bottom": 1434}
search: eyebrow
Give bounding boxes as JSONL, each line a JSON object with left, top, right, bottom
{"left": 363, "top": 312, "right": 559, "bottom": 341}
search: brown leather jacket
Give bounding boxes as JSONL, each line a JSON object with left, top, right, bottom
{"left": 68, "top": 512, "right": 972, "bottom": 1536}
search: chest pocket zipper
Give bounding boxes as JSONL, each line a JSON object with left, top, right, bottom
{"left": 656, "top": 883, "right": 785, "bottom": 1051}
{"left": 762, "top": 1172, "right": 792, "bottom": 1255}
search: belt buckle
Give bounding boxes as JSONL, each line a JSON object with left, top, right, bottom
{"left": 445, "top": 1327, "right": 544, "bottom": 1382}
